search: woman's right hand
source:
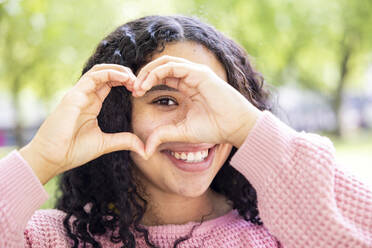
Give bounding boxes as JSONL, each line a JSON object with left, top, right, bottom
{"left": 19, "top": 64, "right": 146, "bottom": 185}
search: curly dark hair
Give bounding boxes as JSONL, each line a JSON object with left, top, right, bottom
{"left": 56, "top": 14, "right": 275, "bottom": 248}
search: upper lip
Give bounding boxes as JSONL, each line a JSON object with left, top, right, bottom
{"left": 160, "top": 143, "right": 216, "bottom": 152}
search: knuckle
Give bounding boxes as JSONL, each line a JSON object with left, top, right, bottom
{"left": 124, "top": 66, "right": 133, "bottom": 74}
{"left": 92, "top": 64, "right": 101, "bottom": 70}
{"left": 85, "top": 71, "right": 97, "bottom": 81}
{"left": 105, "top": 70, "right": 112, "bottom": 81}
{"left": 161, "top": 55, "right": 171, "bottom": 60}
{"left": 94, "top": 70, "right": 109, "bottom": 83}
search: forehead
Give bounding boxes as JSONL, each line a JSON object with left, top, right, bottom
{"left": 148, "top": 41, "right": 227, "bottom": 81}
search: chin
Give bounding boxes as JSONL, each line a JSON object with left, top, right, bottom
{"left": 171, "top": 179, "right": 212, "bottom": 198}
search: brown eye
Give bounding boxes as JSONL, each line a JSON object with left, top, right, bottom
{"left": 152, "top": 97, "right": 178, "bottom": 106}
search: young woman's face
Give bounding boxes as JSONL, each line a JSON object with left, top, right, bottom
{"left": 130, "top": 41, "right": 233, "bottom": 198}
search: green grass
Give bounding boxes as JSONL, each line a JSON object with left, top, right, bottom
{"left": 1, "top": 130, "right": 371, "bottom": 210}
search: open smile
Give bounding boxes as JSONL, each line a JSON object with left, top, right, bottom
{"left": 161, "top": 145, "right": 218, "bottom": 172}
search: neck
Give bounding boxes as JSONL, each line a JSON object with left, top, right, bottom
{"left": 139, "top": 188, "right": 232, "bottom": 226}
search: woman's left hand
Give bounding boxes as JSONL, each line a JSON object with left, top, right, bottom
{"left": 133, "top": 55, "right": 263, "bottom": 157}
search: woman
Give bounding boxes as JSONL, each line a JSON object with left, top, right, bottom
{"left": 0, "top": 15, "right": 371, "bottom": 248}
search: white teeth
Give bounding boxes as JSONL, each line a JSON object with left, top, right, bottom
{"left": 187, "top": 153, "right": 194, "bottom": 161}
{"left": 181, "top": 152, "right": 187, "bottom": 160}
{"left": 195, "top": 151, "right": 202, "bottom": 161}
{"left": 169, "top": 149, "right": 209, "bottom": 163}
{"left": 201, "top": 150, "right": 207, "bottom": 157}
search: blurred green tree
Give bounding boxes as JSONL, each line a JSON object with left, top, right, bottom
{"left": 0, "top": 0, "right": 123, "bottom": 146}
{"left": 179, "top": 0, "right": 372, "bottom": 136}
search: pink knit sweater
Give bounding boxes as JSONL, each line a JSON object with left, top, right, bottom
{"left": 1, "top": 111, "right": 371, "bottom": 247}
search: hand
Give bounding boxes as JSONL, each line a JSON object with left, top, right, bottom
{"left": 133, "top": 55, "right": 263, "bottom": 157}
{"left": 20, "top": 64, "right": 146, "bottom": 184}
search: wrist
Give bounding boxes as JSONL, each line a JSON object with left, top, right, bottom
{"left": 229, "top": 107, "right": 263, "bottom": 148}
{"left": 19, "top": 143, "right": 58, "bottom": 185}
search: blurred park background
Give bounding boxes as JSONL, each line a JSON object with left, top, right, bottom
{"left": 1, "top": 0, "right": 371, "bottom": 209}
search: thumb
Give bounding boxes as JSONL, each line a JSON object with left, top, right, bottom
{"left": 101, "top": 132, "right": 146, "bottom": 158}
{"left": 145, "top": 123, "right": 196, "bottom": 158}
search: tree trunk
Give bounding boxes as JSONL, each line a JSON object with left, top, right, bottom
{"left": 11, "top": 77, "right": 24, "bottom": 148}
{"left": 332, "top": 44, "right": 351, "bottom": 137}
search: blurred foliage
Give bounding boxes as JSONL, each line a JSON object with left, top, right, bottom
{"left": 176, "top": 0, "right": 372, "bottom": 135}
{"left": 1, "top": 0, "right": 372, "bottom": 144}
{"left": 0, "top": 0, "right": 128, "bottom": 145}
{"left": 0, "top": 0, "right": 127, "bottom": 100}
{"left": 188, "top": 0, "right": 372, "bottom": 92}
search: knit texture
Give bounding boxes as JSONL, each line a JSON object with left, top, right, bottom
{"left": 0, "top": 110, "right": 371, "bottom": 247}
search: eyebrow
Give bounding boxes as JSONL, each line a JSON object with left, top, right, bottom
{"left": 145, "top": 84, "right": 179, "bottom": 94}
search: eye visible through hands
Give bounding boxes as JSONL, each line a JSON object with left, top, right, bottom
{"left": 152, "top": 96, "right": 178, "bottom": 106}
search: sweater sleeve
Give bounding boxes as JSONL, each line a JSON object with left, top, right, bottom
{"left": 230, "top": 110, "right": 372, "bottom": 248}
{"left": 0, "top": 150, "right": 49, "bottom": 248}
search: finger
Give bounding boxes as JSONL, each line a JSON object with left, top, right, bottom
{"left": 133, "top": 69, "right": 150, "bottom": 94}
{"left": 134, "top": 55, "right": 192, "bottom": 92}
{"left": 95, "top": 83, "right": 114, "bottom": 103}
{"left": 101, "top": 132, "right": 146, "bottom": 158}
{"left": 89, "top": 63, "right": 135, "bottom": 79}
{"left": 163, "top": 77, "right": 180, "bottom": 86}
{"left": 88, "top": 64, "right": 136, "bottom": 91}
{"left": 90, "top": 70, "right": 132, "bottom": 88}
{"left": 77, "top": 69, "right": 133, "bottom": 96}
{"left": 91, "top": 70, "right": 133, "bottom": 102}
{"left": 132, "top": 77, "right": 180, "bottom": 98}
{"left": 138, "top": 62, "right": 201, "bottom": 96}
{"left": 145, "top": 123, "right": 196, "bottom": 158}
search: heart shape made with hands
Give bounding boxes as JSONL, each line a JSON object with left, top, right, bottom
{"left": 20, "top": 55, "right": 260, "bottom": 183}
{"left": 121, "top": 55, "right": 260, "bottom": 160}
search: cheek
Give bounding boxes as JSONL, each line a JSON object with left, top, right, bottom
{"left": 131, "top": 102, "right": 188, "bottom": 141}
{"left": 131, "top": 100, "right": 156, "bottom": 141}
{"left": 131, "top": 110, "right": 176, "bottom": 142}
{"left": 132, "top": 112, "right": 155, "bottom": 141}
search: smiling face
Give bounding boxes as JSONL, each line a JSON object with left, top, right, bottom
{"left": 130, "top": 41, "right": 233, "bottom": 198}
